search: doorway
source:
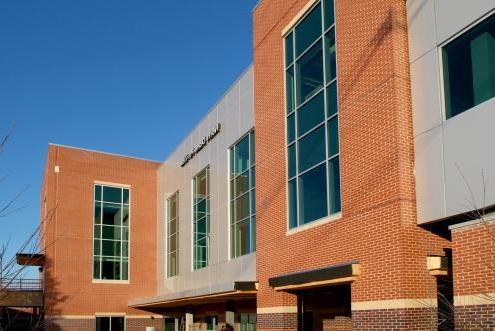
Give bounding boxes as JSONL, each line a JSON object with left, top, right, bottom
{"left": 296, "top": 284, "right": 351, "bottom": 331}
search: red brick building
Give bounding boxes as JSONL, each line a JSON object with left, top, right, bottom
{"left": 27, "top": 0, "right": 495, "bottom": 330}
{"left": 41, "top": 144, "right": 163, "bottom": 330}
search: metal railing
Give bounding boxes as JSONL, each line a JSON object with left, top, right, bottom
{"left": 0, "top": 278, "right": 43, "bottom": 291}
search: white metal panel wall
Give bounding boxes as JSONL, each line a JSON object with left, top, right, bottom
{"left": 156, "top": 67, "right": 255, "bottom": 295}
{"left": 407, "top": 0, "right": 495, "bottom": 224}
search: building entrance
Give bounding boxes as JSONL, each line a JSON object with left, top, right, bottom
{"left": 296, "top": 284, "right": 351, "bottom": 331}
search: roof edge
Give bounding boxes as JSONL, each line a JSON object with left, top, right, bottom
{"left": 48, "top": 143, "right": 161, "bottom": 164}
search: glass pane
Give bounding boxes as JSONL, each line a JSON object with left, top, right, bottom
{"left": 285, "top": 32, "right": 294, "bottom": 65}
{"left": 443, "top": 15, "right": 495, "bottom": 118}
{"left": 122, "top": 205, "right": 129, "bottom": 226}
{"left": 324, "top": 0, "right": 335, "bottom": 29}
{"left": 297, "top": 91, "right": 324, "bottom": 136}
{"left": 288, "top": 144, "right": 296, "bottom": 178}
{"left": 196, "top": 218, "right": 208, "bottom": 237}
{"left": 298, "top": 125, "right": 326, "bottom": 172}
{"left": 121, "top": 258, "right": 128, "bottom": 280}
{"left": 94, "top": 225, "right": 101, "bottom": 239}
{"left": 169, "top": 234, "right": 177, "bottom": 252}
{"left": 295, "top": 3, "right": 322, "bottom": 56}
{"left": 296, "top": 41, "right": 324, "bottom": 105}
{"left": 289, "top": 179, "right": 298, "bottom": 228}
{"left": 102, "top": 240, "right": 121, "bottom": 257}
{"left": 250, "top": 190, "right": 256, "bottom": 215}
{"left": 101, "top": 257, "right": 120, "bottom": 280}
{"left": 299, "top": 164, "right": 328, "bottom": 224}
{"left": 93, "top": 257, "right": 101, "bottom": 279}
{"left": 250, "top": 131, "right": 255, "bottom": 165}
{"left": 94, "top": 202, "right": 102, "bottom": 224}
{"left": 123, "top": 227, "right": 129, "bottom": 241}
{"left": 287, "top": 113, "right": 295, "bottom": 142}
{"left": 328, "top": 116, "right": 339, "bottom": 157}
{"left": 230, "top": 201, "right": 235, "bottom": 225}
{"left": 94, "top": 185, "right": 102, "bottom": 201}
{"left": 329, "top": 156, "right": 341, "bottom": 214}
{"left": 325, "top": 29, "right": 337, "bottom": 82}
{"left": 196, "top": 170, "right": 208, "bottom": 199}
{"left": 235, "top": 193, "right": 250, "bottom": 222}
{"left": 230, "top": 147, "right": 235, "bottom": 177}
{"left": 102, "top": 225, "right": 121, "bottom": 240}
{"left": 230, "top": 224, "right": 236, "bottom": 257}
{"left": 250, "top": 216, "right": 256, "bottom": 251}
{"left": 94, "top": 239, "right": 100, "bottom": 256}
{"left": 169, "top": 217, "right": 177, "bottom": 236}
{"left": 326, "top": 82, "right": 338, "bottom": 117}
{"left": 103, "top": 186, "right": 122, "bottom": 203}
{"left": 96, "top": 317, "right": 110, "bottom": 331}
{"left": 195, "top": 199, "right": 207, "bottom": 220}
{"left": 102, "top": 203, "right": 122, "bottom": 226}
{"left": 286, "top": 66, "right": 295, "bottom": 113}
{"left": 230, "top": 179, "right": 235, "bottom": 200}
{"left": 123, "top": 189, "right": 129, "bottom": 204}
{"left": 111, "top": 317, "right": 124, "bottom": 331}
{"left": 169, "top": 195, "right": 177, "bottom": 219}
{"left": 234, "top": 136, "right": 250, "bottom": 175}
{"left": 235, "top": 172, "right": 250, "bottom": 197}
{"left": 122, "top": 241, "right": 129, "bottom": 257}
{"left": 168, "top": 251, "right": 177, "bottom": 277}
{"left": 250, "top": 167, "right": 256, "bottom": 188}
{"left": 235, "top": 218, "right": 250, "bottom": 257}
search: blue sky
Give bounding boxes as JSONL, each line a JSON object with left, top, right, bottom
{"left": 0, "top": 0, "right": 258, "bottom": 275}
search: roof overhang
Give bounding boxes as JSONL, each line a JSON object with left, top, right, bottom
{"left": 269, "top": 261, "right": 360, "bottom": 292}
{"left": 129, "top": 281, "right": 257, "bottom": 310}
{"left": 16, "top": 253, "right": 45, "bottom": 266}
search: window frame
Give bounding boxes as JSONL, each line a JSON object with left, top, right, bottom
{"left": 92, "top": 182, "right": 131, "bottom": 283}
{"left": 192, "top": 166, "right": 211, "bottom": 270}
{"left": 283, "top": 0, "right": 342, "bottom": 232}
{"left": 95, "top": 315, "right": 126, "bottom": 331}
{"left": 166, "top": 191, "right": 180, "bottom": 278}
{"left": 439, "top": 10, "right": 495, "bottom": 121}
{"left": 228, "top": 129, "right": 256, "bottom": 259}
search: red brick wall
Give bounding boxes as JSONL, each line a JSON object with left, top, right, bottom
{"left": 42, "top": 144, "right": 160, "bottom": 316}
{"left": 322, "top": 316, "right": 352, "bottom": 331}
{"left": 253, "top": 0, "right": 448, "bottom": 319}
{"left": 352, "top": 308, "right": 437, "bottom": 330}
{"left": 451, "top": 220, "right": 495, "bottom": 330}
{"left": 451, "top": 221, "right": 495, "bottom": 297}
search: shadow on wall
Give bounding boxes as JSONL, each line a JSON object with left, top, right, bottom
{"left": 40, "top": 256, "right": 69, "bottom": 331}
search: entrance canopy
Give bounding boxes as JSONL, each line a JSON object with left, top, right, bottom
{"left": 268, "top": 261, "right": 360, "bottom": 292}
{"left": 129, "top": 281, "right": 257, "bottom": 311}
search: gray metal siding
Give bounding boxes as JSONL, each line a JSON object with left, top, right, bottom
{"left": 156, "top": 67, "right": 255, "bottom": 296}
{"left": 408, "top": 0, "right": 495, "bottom": 224}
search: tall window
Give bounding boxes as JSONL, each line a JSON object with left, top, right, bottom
{"left": 193, "top": 167, "right": 210, "bottom": 270}
{"left": 96, "top": 316, "right": 124, "bottom": 331}
{"left": 442, "top": 14, "right": 495, "bottom": 119}
{"left": 167, "top": 192, "right": 179, "bottom": 277}
{"left": 93, "top": 184, "right": 129, "bottom": 281}
{"left": 230, "top": 131, "right": 256, "bottom": 258}
{"left": 285, "top": 0, "right": 341, "bottom": 229}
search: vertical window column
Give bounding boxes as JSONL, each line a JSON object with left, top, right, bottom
{"left": 285, "top": 0, "right": 341, "bottom": 229}
{"left": 167, "top": 192, "right": 179, "bottom": 277}
{"left": 93, "top": 185, "right": 129, "bottom": 281}
{"left": 193, "top": 167, "right": 210, "bottom": 270}
{"left": 230, "top": 130, "right": 256, "bottom": 258}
